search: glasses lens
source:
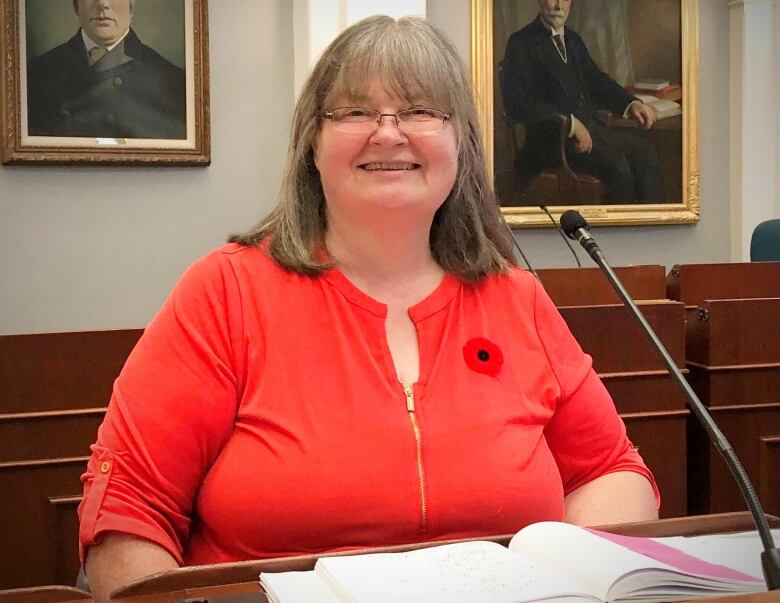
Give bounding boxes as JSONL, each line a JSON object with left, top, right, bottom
{"left": 397, "top": 109, "right": 445, "bottom": 133}
{"left": 330, "top": 108, "right": 378, "bottom": 133}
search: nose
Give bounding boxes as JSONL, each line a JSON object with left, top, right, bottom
{"left": 369, "top": 114, "right": 407, "bottom": 144}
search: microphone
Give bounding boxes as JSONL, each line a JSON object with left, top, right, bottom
{"left": 540, "top": 205, "right": 581, "bottom": 267}
{"left": 559, "top": 210, "right": 602, "bottom": 260}
{"left": 559, "top": 210, "right": 780, "bottom": 590}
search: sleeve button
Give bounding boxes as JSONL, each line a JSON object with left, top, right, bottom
{"left": 100, "top": 461, "right": 111, "bottom": 473}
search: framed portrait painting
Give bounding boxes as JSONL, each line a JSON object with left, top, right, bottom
{"left": 472, "top": 0, "right": 699, "bottom": 227}
{"left": 1, "top": 0, "right": 210, "bottom": 165}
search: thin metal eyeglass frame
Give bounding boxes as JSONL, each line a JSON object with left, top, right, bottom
{"left": 320, "top": 107, "right": 452, "bottom": 133}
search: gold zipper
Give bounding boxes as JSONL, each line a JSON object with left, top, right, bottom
{"left": 404, "top": 383, "right": 427, "bottom": 533}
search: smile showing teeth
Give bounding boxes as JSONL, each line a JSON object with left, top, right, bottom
{"left": 360, "top": 162, "right": 419, "bottom": 171}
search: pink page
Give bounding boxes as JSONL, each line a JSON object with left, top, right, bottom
{"left": 588, "top": 529, "right": 761, "bottom": 583}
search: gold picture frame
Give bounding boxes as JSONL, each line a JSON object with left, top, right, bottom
{"left": 472, "top": 0, "right": 699, "bottom": 227}
{"left": 1, "top": 0, "right": 210, "bottom": 165}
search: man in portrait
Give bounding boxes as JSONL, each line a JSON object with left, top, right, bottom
{"left": 26, "top": 0, "right": 186, "bottom": 139}
{"left": 501, "top": 0, "right": 664, "bottom": 204}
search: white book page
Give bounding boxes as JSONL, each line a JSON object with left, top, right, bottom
{"left": 508, "top": 522, "right": 689, "bottom": 600}
{"left": 260, "top": 570, "right": 345, "bottom": 603}
{"left": 315, "top": 540, "right": 593, "bottom": 603}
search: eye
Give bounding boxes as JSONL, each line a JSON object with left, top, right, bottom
{"left": 403, "top": 108, "right": 439, "bottom": 120}
{"left": 334, "top": 108, "right": 375, "bottom": 121}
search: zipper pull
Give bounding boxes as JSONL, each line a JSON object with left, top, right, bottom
{"left": 404, "top": 384, "right": 415, "bottom": 412}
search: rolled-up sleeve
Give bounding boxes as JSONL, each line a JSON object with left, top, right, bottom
{"left": 78, "top": 250, "right": 247, "bottom": 564}
{"left": 532, "top": 279, "right": 660, "bottom": 505}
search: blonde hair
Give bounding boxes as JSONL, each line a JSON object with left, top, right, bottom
{"left": 230, "top": 15, "right": 515, "bottom": 282}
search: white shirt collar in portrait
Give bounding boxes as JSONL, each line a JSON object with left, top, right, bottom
{"left": 81, "top": 28, "right": 131, "bottom": 55}
{"left": 539, "top": 18, "right": 567, "bottom": 63}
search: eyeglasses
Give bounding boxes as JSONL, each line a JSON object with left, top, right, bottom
{"left": 321, "top": 107, "right": 452, "bottom": 134}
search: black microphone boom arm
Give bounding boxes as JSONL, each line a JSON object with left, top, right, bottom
{"left": 559, "top": 210, "right": 780, "bottom": 590}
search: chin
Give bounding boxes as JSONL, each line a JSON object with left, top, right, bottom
{"left": 356, "top": 192, "right": 438, "bottom": 214}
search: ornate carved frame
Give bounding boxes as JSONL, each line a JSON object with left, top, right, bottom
{"left": 0, "top": 0, "right": 210, "bottom": 165}
{"left": 471, "top": 0, "right": 700, "bottom": 227}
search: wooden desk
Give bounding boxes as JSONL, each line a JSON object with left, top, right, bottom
{"left": 0, "top": 585, "right": 90, "bottom": 603}
{"left": 100, "top": 513, "right": 778, "bottom": 603}
{"left": 666, "top": 263, "right": 780, "bottom": 516}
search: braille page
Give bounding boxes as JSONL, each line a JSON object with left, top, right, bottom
{"left": 314, "top": 540, "right": 593, "bottom": 603}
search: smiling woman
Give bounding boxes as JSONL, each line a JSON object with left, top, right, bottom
{"left": 78, "top": 14, "right": 658, "bottom": 602}
{"left": 314, "top": 82, "right": 459, "bottom": 247}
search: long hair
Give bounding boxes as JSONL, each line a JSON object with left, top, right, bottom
{"left": 230, "top": 15, "right": 516, "bottom": 282}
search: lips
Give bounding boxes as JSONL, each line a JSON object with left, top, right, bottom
{"left": 359, "top": 162, "right": 420, "bottom": 171}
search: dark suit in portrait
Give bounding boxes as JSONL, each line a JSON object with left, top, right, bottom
{"left": 501, "top": 16, "right": 663, "bottom": 204}
{"left": 27, "top": 28, "right": 186, "bottom": 139}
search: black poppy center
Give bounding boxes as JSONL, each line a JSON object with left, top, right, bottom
{"left": 477, "top": 349, "right": 490, "bottom": 362}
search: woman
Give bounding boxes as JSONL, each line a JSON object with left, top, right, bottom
{"left": 80, "top": 15, "right": 658, "bottom": 601}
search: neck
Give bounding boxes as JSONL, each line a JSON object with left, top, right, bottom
{"left": 324, "top": 209, "right": 443, "bottom": 302}
{"left": 540, "top": 16, "right": 565, "bottom": 36}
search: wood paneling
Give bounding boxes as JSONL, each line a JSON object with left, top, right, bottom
{"left": 0, "top": 409, "right": 104, "bottom": 463}
{"left": 558, "top": 300, "right": 689, "bottom": 517}
{"left": 49, "top": 496, "right": 83, "bottom": 587}
{"left": 538, "top": 265, "right": 667, "bottom": 306}
{"left": 0, "top": 329, "right": 141, "bottom": 413}
{"left": 667, "top": 262, "right": 780, "bottom": 306}
{"left": 559, "top": 301, "right": 686, "bottom": 375}
{"left": 623, "top": 411, "right": 689, "bottom": 518}
{"left": 603, "top": 372, "right": 686, "bottom": 414}
{"left": 759, "top": 436, "right": 780, "bottom": 518}
{"left": 687, "top": 404, "right": 780, "bottom": 515}
{"left": 685, "top": 299, "right": 780, "bottom": 366}
{"left": 667, "top": 263, "right": 780, "bottom": 519}
{"left": 687, "top": 364, "right": 780, "bottom": 407}
{"left": 0, "top": 329, "right": 141, "bottom": 590}
{"left": 0, "top": 458, "right": 88, "bottom": 589}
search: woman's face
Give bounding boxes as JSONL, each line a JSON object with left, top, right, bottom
{"left": 314, "top": 81, "right": 458, "bottom": 224}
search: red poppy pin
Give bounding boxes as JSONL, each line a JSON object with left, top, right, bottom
{"left": 463, "top": 338, "right": 503, "bottom": 378}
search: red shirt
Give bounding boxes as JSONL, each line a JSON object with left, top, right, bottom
{"left": 79, "top": 244, "right": 657, "bottom": 565}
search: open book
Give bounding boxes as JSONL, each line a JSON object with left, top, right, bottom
{"left": 635, "top": 93, "right": 682, "bottom": 120}
{"left": 260, "top": 522, "right": 769, "bottom": 603}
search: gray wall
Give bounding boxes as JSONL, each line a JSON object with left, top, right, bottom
{"left": 0, "top": 0, "right": 730, "bottom": 335}
{"left": 428, "top": 0, "right": 731, "bottom": 270}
